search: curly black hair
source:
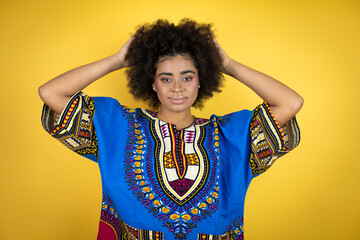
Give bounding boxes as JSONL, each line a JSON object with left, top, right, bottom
{"left": 125, "top": 18, "right": 224, "bottom": 110}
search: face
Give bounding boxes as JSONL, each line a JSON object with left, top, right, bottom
{"left": 153, "top": 54, "right": 199, "bottom": 115}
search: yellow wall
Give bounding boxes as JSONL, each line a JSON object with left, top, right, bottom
{"left": 1, "top": 0, "right": 359, "bottom": 239}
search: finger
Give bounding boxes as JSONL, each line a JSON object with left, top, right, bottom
{"left": 210, "top": 33, "right": 220, "bottom": 48}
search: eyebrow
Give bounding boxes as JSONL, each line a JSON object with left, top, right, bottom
{"left": 157, "top": 72, "right": 173, "bottom": 77}
{"left": 157, "top": 70, "right": 196, "bottom": 77}
{"left": 180, "top": 70, "right": 196, "bottom": 75}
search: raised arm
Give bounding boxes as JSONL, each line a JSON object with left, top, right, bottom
{"left": 38, "top": 34, "right": 136, "bottom": 114}
{"left": 213, "top": 36, "right": 303, "bottom": 126}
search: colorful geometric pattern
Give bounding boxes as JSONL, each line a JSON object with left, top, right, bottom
{"left": 197, "top": 231, "right": 235, "bottom": 240}
{"left": 154, "top": 122, "right": 208, "bottom": 203}
{"left": 249, "top": 102, "right": 300, "bottom": 176}
{"left": 164, "top": 152, "right": 175, "bottom": 168}
{"left": 186, "top": 153, "right": 199, "bottom": 165}
{"left": 225, "top": 216, "right": 244, "bottom": 240}
{"left": 98, "top": 194, "right": 164, "bottom": 240}
{"left": 41, "top": 92, "right": 98, "bottom": 161}
{"left": 122, "top": 108, "right": 220, "bottom": 239}
{"left": 196, "top": 215, "right": 244, "bottom": 239}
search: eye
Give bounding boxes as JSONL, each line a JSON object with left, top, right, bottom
{"left": 183, "top": 76, "right": 193, "bottom": 81}
{"left": 160, "top": 78, "right": 171, "bottom": 82}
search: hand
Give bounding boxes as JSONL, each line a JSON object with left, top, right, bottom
{"left": 211, "top": 34, "right": 232, "bottom": 75}
{"left": 114, "top": 27, "right": 143, "bottom": 69}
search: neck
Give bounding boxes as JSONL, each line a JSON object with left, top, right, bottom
{"left": 156, "top": 108, "right": 195, "bottom": 130}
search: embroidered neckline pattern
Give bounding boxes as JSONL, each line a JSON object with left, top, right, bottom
{"left": 152, "top": 120, "right": 210, "bottom": 206}
{"left": 122, "top": 107, "right": 220, "bottom": 239}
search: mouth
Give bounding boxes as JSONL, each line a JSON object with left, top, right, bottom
{"left": 169, "top": 96, "right": 187, "bottom": 104}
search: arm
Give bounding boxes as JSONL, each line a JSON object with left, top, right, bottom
{"left": 38, "top": 34, "right": 136, "bottom": 114}
{"left": 213, "top": 37, "right": 303, "bottom": 126}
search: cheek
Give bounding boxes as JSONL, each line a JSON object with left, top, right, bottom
{"left": 156, "top": 84, "right": 168, "bottom": 94}
{"left": 153, "top": 81, "right": 163, "bottom": 92}
{"left": 190, "top": 81, "right": 200, "bottom": 96}
{"left": 154, "top": 84, "right": 169, "bottom": 101}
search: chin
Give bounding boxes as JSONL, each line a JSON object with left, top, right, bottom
{"left": 162, "top": 102, "right": 193, "bottom": 113}
{"left": 168, "top": 106, "right": 191, "bottom": 113}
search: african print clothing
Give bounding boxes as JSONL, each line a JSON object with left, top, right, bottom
{"left": 41, "top": 92, "right": 300, "bottom": 240}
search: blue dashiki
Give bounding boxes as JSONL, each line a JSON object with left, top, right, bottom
{"left": 41, "top": 92, "right": 300, "bottom": 240}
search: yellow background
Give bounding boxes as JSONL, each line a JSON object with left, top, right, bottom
{"left": 1, "top": 0, "right": 359, "bottom": 239}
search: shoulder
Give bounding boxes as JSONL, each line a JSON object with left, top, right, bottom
{"left": 209, "top": 109, "right": 253, "bottom": 128}
{"left": 92, "top": 97, "right": 140, "bottom": 118}
{"left": 93, "top": 96, "right": 120, "bottom": 109}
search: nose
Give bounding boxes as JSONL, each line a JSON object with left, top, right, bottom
{"left": 170, "top": 80, "right": 183, "bottom": 92}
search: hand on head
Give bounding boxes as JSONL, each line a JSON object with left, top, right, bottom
{"left": 114, "top": 26, "right": 144, "bottom": 69}
{"left": 211, "top": 33, "right": 232, "bottom": 75}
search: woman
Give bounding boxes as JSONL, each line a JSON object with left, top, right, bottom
{"left": 39, "top": 19, "right": 303, "bottom": 240}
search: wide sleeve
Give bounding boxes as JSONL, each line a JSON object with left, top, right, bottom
{"left": 249, "top": 102, "right": 300, "bottom": 177}
{"left": 41, "top": 92, "right": 98, "bottom": 162}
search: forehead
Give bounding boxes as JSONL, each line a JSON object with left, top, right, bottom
{"left": 156, "top": 54, "right": 197, "bottom": 73}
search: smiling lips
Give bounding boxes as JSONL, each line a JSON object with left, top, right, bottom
{"left": 169, "top": 96, "right": 187, "bottom": 104}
